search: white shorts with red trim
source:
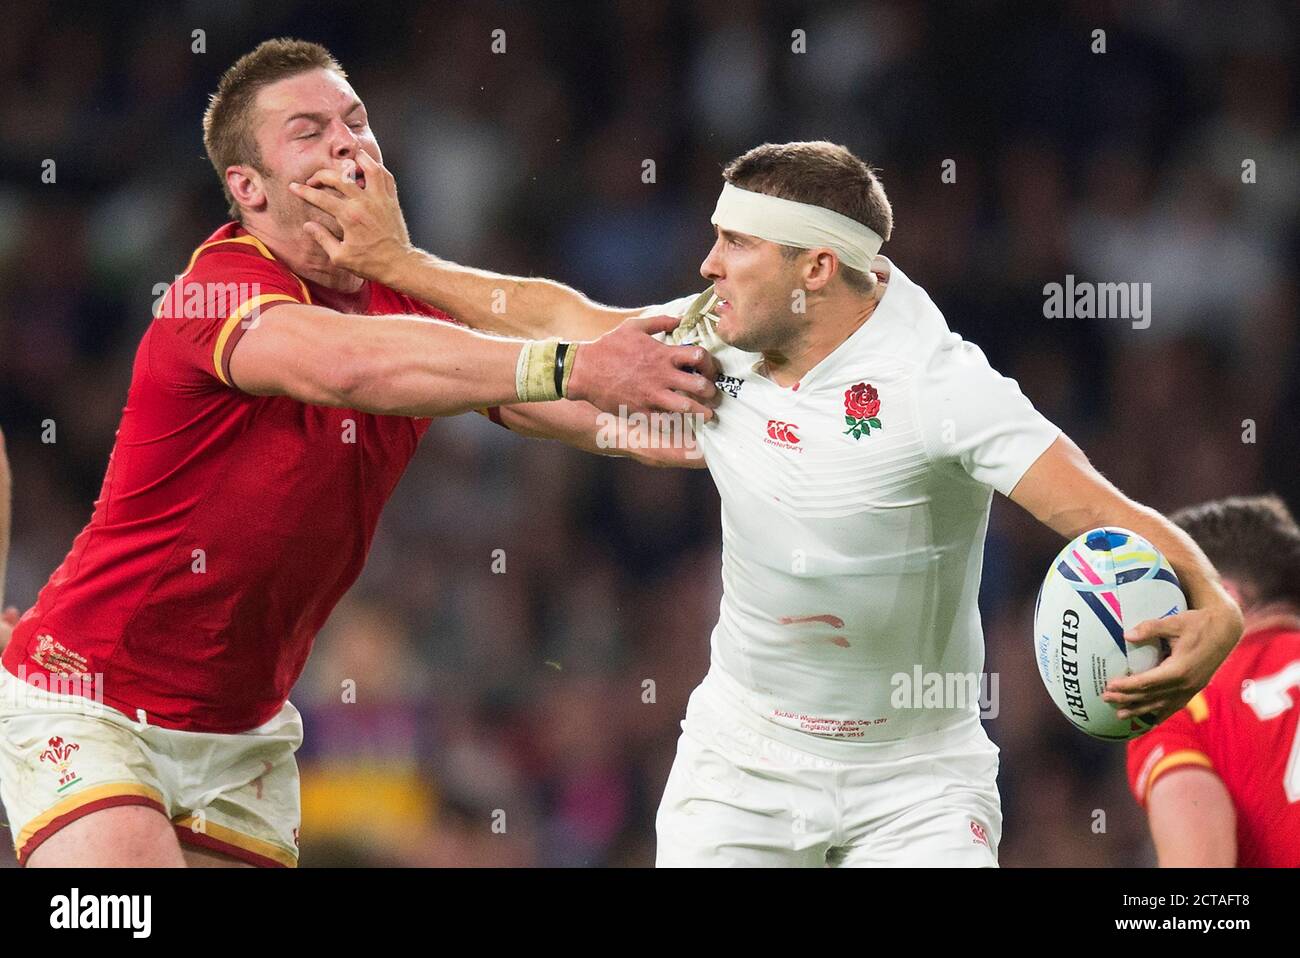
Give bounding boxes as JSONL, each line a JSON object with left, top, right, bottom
{"left": 0, "top": 665, "right": 302, "bottom": 867}
{"left": 655, "top": 670, "right": 1003, "bottom": 867}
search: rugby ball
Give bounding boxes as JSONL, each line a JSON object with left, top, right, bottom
{"left": 1032, "top": 527, "right": 1185, "bottom": 740}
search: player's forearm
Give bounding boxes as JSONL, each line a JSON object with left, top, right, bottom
{"left": 1103, "top": 500, "right": 1237, "bottom": 615}
{"left": 336, "top": 316, "right": 537, "bottom": 417}
{"left": 290, "top": 157, "right": 636, "bottom": 339}
{"left": 1010, "top": 437, "right": 1236, "bottom": 616}
{"left": 384, "top": 248, "right": 633, "bottom": 341}
{"left": 234, "top": 302, "right": 719, "bottom": 423}
{"left": 496, "top": 402, "right": 708, "bottom": 468}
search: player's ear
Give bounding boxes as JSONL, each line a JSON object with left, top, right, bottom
{"left": 803, "top": 248, "right": 836, "bottom": 293}
{"left": 226, "top": 165, "right": 267, "bottom": 215}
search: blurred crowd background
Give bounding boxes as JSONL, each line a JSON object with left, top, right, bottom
{"left": 0, "top": 0, "right": 1296, "bottom": 866}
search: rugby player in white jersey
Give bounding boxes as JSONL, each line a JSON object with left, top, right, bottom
{"left": 293, "top": 140, "right": 1244, "bottom": 867}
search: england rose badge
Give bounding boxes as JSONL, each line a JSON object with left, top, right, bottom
{"left": 843, "top": 382, "right": 882, "bottom": 439}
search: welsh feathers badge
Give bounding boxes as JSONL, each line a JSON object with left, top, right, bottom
{"left": 843, "top": 383, "right": 882, "bottom": 439}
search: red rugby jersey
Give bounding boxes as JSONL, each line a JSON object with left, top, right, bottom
{"left": 2, "top": 223, "right": 455, "bottom": 732}
{"left": 1126, "top": 624, "right": 1300, "bottom": 867}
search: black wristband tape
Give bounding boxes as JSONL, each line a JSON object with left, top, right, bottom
{"left": 553, "top": 342, "right": 570, "bottom": 398}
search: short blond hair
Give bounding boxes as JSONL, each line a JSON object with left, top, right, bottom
{"left": 203, "top": 38, "right": 347, "bottom": 220}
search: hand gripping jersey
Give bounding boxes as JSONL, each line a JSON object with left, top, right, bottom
{"left": 1127, "top": 624, "right": 1300, "bottom": 867}
{"left": 648, "top": 256, "right": 1060, "bottom": 743}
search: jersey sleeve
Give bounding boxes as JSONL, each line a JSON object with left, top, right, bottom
{"left": 917, "top": 336, "right": 1061, "bottom": 496}
{"left": 149, "top": 245, "right": 309, "bottom": 393}
{"left": 1125, "top": 691, "right": 1215, "bottom": 807}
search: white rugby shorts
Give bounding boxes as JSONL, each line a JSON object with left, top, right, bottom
{"left": 0, "top": 665, "right": 302, "bottom": 867}
{"left": 656, "top": 670, "right": 1002, "bottom": 867}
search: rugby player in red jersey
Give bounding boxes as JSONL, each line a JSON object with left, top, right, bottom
{"left": 1128, "top": 494, "right": 1300, "bottom": 867}
{"left": 0, "top": 39, "right": 717, "bottom": 868}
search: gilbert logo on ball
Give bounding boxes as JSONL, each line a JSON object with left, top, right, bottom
{"left": 1032, "top": 527, "right": 1186, "bottom": 741}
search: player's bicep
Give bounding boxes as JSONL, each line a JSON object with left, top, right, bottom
{"left": 227, "top": 303, "right": 357, "bottom": 406}
{"left": 1146, "top": 767, "right": 1236, "bottom": 867}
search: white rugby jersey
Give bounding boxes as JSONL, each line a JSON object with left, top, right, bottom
{"left": 646, "top": 256, "right": 1061, "bottom": 743}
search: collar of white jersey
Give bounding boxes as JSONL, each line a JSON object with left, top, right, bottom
{"left": 746, "top": 254, "right": 906, "bottom": 381}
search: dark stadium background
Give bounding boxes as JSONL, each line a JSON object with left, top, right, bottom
{"left": 0, "top": 0, "right": 1295, "bottom": 866}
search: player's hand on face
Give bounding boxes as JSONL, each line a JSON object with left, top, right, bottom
{"left": 0, "top": 606, "right": 20, "bottom": 654}
{"left": 566, "top": 314, "right": 720, "bottom": 421}
{"left": 1101, "top": 600, "right": 1243, "bottom": 723}
{"left": 289, "top": 152, "right": 412, "bottom": 284}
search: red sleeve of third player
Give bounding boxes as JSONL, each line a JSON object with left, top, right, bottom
{"left": 1125, "top": 691, "right": 1216, "bottom": 808}
{"left": 149, "top": 242, "right": 309, "bottom": 393}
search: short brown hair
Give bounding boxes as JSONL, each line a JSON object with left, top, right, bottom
{"left": 1170, "top": 494, "right": 1300, "bottom": 610}
{"left": 722, "top": 141, "right": 893, "bottom": 292}
{"left": 203, "top": 38, "right": 347, "bottom": 220}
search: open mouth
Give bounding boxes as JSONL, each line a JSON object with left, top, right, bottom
{"left": 341, "top": 159, "right": 366, "bottom": 190}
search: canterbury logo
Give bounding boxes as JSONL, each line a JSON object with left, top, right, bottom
{"left": 766, "top": 420, "right": 800, "bottom": 444}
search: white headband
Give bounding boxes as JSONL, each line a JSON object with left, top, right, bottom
{"left": 711, "top": 181, "right": 884, "bottom": 274}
